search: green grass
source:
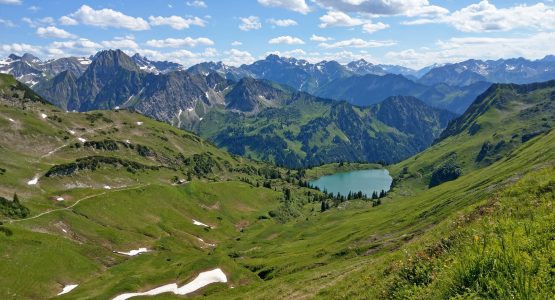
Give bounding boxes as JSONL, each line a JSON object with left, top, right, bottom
{"left": 0, "top": 77, "right": 554, "bottom": 299}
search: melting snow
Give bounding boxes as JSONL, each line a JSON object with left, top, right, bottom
{"left": 115, "top": 248, "right": 150, "bottom": 256}
{"left": 192, "top": 219, "right": 210, "bottom": 228}
{"left": 27, "top": 176, "right": 39, "bottom": 185}
{"left": 112, "top": 268, "right": 227, "bottom": 300}
{"left": 57, "top": 284, "right": 78, "bottom": 296}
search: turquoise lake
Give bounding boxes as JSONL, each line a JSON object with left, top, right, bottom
{"left": 309, "top": 169, "right": 393, "bottom": 197}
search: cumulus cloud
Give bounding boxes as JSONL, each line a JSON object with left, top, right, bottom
{"left": 319, "top": 11, "right": 364, "bottom": 28}
{"left": 362, "top": 22, "right": 389, "bottom": 33}
{"left": 36, "top": 26, "right": 77, "bottom": 39}
{"left": 319, "top": 11, "right": 389, "bottom": 33}
{"left": 269, "top": 35, "right": 305, "bottom": 45}
{"left": 186, "top": 1, "right": 207, "bottom": 8}
{"left": 310, "top": 34, "right": 333, "bottom": 42}
{"left": 148, "top": 15, "right": 206, "bottom": 30}
{"left": 22, "top": 17, "right": 55, "bottom": 28}
{"left": 257, "top": 0, "right": 310, "bottom": 14}
{"left": 404, "top": 1, "right": 555, "bottom": 32}
{"left": 314, "top": 0, "right": 448, "bottom": 17}
{"left": 63, "top": 5, "right": 150, "bottom": 31}
{"left": 385, "top": 32, "right": 555, "bottom": 68}
{"left": 319, "top": 38, "right": 396, "bottom": 49}
{"left": 0, "top": 0, "right": 21, "bottom": 4}
{"left": 59, "top": 16, "right": 78, "bottom": 25}
{"left": 145, "top": 37, "right": 214, "bottom": 48}
{"left": 231, "top": 41, "right": 243, "bottom": 46}
{"left": 268, "top": 18, "right": 298, "bottom": 27}
{"left": 239, "top": 16, "right": 262, "bottom": 31}
{"left": 0, "top": 43, "right": 39, "bottom": 55}
{"left": 223, "top": 49, "right": 256, "bottom": 66}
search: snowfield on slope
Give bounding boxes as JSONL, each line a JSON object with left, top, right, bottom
{"left": 115, "top": 248, "right": 150, "bottom": 256}
{"left": 57, "top": 284, "right": 78, "bottom": 296}
{"left": 112, "top": 268, "right": 227, "bottom": 300}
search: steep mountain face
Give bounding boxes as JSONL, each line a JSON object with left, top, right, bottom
{"left": 419, "top": 56, "right": 555, "bottom": 86}
{"left": 198, "top": 89, "right": 455, "bottom": 168}
{"left": 36, "top": 50, "right": 233, "bottom": 125}
{"left": 314, "top": 73, "right": 491, "bottom": 113}
{"left": 0, "top": 53, "right": 89, "bottom": 87}
{"left": 346, "top": 59, "right": 387, "bottom": 76}
{"left": 225, "top": 77, "right": 293, "bottom": 113}
{"left": 187, "top": 61, "right": 254, "bottom": 81}
{"left": 131, "top": 53, "right": 183, "bottom": 74}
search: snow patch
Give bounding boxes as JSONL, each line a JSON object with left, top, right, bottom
{"left": 78, "top": 137, "right": 87, "bottom": 143}
{"left": 27, "top": 176, "right": 39, "bottom": 185}
{"left": 8, "top": 118, "right": 15, "bottom": 123}
{"left": 115, "top": 248, "right": 150, "bottom": 256}
{"left": 187, "top": 107, "right": 194, "bottom": 112}
{"left": 68, "top": 130, "right": 75, "bottom": 135}
{"left": 56, "top": 197, "right": 64, "bottom": 201}
{"left": 114, "top": 106, "right": 120, "bottom": 110}
{"left": 136, "top": 121, "right": 143, "bottom": 126}
{"left": 104, "top": 185, "right": 112, "bottom": 190}
{"left": 192, "top": 219, "right": 210, "bottom": 228}
{"left": 41, "top": 113, "right": 48, "bottom": 119}
{"left": 112, "top": 268, "right": 227, "bottom": 300}
{"left": 57, "top": 284, "right": 78, "bottom": 296}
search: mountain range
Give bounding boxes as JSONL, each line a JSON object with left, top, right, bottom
{"left": 30, "top": 50, "right": 455, "bottom": 168}
{"left": 1, "top": 71, "right": 553, "bottom": 299}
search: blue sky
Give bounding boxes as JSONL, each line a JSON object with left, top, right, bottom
{"left": 1, "top": 0, "right": 554, "bottom": 69}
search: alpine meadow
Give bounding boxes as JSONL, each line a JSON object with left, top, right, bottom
{"left": 0, "top": 1, "right": 554, "bottom": 299}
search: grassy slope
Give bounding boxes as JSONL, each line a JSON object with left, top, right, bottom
{"left": 193, "top": 82, "right": 555, "bottom": 299}
{"left": 0, "top": 75, "right": 553, "bottom": 299}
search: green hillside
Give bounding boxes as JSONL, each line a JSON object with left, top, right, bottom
{"left": 0, "top": 75, "right": 553, "bottom": 299}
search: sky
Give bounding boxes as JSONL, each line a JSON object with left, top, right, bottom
{"left": 0, "top": 0, "right": 554, "bottom": 69}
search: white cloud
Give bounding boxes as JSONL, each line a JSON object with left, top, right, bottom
{"left": 362, "top": 22, "right": 389, "bottom": 33}
{"left": 36, "top": 26, "right": 77, "bottom": 39}
{"left": 385, "top": 32, "right": 555, "bottom": 68}
{"left": 28, "top": 5, "right": 39, "bottom": 11}
{"left": 223, "top": 49, "right": 255, "bottom": 66}
{"left": 0, "top": 43, "right": 39, "bottom": 55}
{"left": 310, "top": 34, "right": 333, "bottom": 42}
{"left": 239, "top": 16, "right": 262, "bottom": 31}
{"left": 63, "top": 5, "right": 150, "bottom": 31}
{"left": 231, "top": 41, "right": 243, "bottom": 46}
{"left": 59, "top": 16, "right": 78, "bottom": 26}
{"left": 186, "top": 1, "right": 207, "bottom": 8}
{"left": 22, "top": 17, "right": 54, "bottom": 28}
{"left": 145, "top": 37, "right": 214, "bottom": 48}
{"left": 404, "top": 1, "right": 555, "bottom": 32}
{"left": 0, "top": 0, "right": 21, "bottom": 4}
{"left": 265, "top": 48, "right": 307, "bottom": 58}
{"left": 314, "top": 0, "right": 448, "bottom": 17}
{"left": 148, "top": 15, "right": 206, "bottom": 30}
{"left": 268, "top": 18, "right": 298, "bottom": 27}
{"left": 0, "top": 19, "right": 16, "bottom": 27}
{"left": 319, "top": 11, "right": 389, "bottom": 33}
{"left": 257, "top": 0, "right": 310, "bottom": 14}
{"left": 319, "top": 38, "right": 396, "bottom": 49}
{"left": 269, "top": 36, "right": 305, "bottom": 45}
{"left": 319, "top": 11, "right": 364, "bottom": 28}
